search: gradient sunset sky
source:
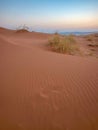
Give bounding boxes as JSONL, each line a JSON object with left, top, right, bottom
{"left": 0, "top": 0, "right": 98, "bottom": 32}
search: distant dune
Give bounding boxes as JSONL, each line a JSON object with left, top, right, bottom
{"left": 0, "top": 27, "right": 98, "bottom": 130}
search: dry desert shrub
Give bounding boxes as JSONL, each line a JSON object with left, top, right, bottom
{"left": 16, "top": 25, "right": 29, "bottom": 33}
{"left": 49, "top": 33, "right": 79, "bottom": 55}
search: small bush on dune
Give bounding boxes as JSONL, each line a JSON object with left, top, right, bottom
{"left": 61, "top": 35, "right": 78, "bottom": 54}
{"left": 49, "top": 34, "right": 79, "bottom": 55}
{"left": 16, "top": 25, "right": 29, "bottom": 33}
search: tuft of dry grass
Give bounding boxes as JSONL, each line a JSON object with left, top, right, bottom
{"left": 49, "top": 33, "right": 60, "bottom": 46}
{"left": 16, "top": 25, "right": 29, "bottom": 33}
{"left": 49, "top": 34, "right": 79, "bottom": 55}
{"left": 85, "top": 35, "right": 94, "bottom": 41}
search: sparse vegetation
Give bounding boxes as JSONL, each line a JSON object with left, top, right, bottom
{"left": 16, "top": 25, "right": 29, "bottom": 33}
{"left": 85, "top": 35, "right": 93, "bottom": 41}
{"left": 84, "top": 34, "right": 98, "bottom": 48}
{"left": 49, "top": 33, "right": 79, "bottom": 55}
{"left": 88, "top": 42, "right": 98, "bottom": 47}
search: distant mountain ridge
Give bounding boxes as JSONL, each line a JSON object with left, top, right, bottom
{"left": 59, "top": 31, "right": 98, "bottom": 35}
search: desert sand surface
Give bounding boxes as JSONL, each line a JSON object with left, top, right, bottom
{"left": 0, "top": 28, "right": 98, "bottom": 130}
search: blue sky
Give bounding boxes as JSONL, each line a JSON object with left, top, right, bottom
{"left": 0, "top": 0, "right": 98, "bottom": 32}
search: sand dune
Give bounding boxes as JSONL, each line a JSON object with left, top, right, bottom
{"left": 0, "top": 28, "right": 98, "bottom": 130}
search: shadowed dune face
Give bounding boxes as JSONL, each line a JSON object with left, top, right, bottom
{"left": 0, "top": 28, "right": 98, "bottom": 130}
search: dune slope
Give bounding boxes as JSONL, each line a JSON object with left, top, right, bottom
{"left": 0, "top": 29, "right": 98, "bottom": 130}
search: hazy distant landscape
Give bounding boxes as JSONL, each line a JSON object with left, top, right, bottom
{"left": 60, "top": 31, "right": 98, "bottom": 35}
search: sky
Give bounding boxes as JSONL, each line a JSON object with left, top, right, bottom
{"left": 0, "top": 0, "right": 98, "bottom": 32}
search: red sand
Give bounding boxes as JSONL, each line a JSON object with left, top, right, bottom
{"left": 0, "top": 28, "right": 98, "bottom": 130}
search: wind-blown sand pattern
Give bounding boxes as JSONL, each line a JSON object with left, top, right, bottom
{"left": 0, "top": 28, "right": 98, "bottom": 130}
